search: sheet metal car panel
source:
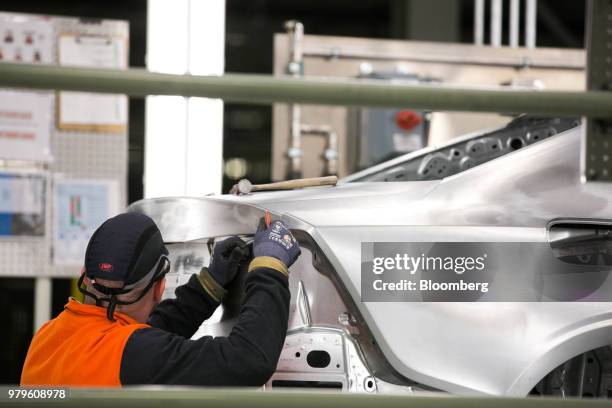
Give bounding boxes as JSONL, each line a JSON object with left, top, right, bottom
{"left": 129, "top": 125, "right": 612, "bottom": 396}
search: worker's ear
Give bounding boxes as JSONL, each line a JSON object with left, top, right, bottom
{"left": 153, "top": 277, "right": 166, "bottom": 302}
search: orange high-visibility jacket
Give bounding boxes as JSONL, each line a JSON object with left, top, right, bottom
{"left": 20, "top": 264, "right": 289, "bottom": 387}
{"left": 21, "top": 299, "right": 148, "bottom": 386}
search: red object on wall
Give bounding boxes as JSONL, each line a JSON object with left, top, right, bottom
{"left": 395, "top": 110, "right": 422, "bottom": 131}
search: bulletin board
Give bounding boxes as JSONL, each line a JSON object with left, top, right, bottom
{"left": 0, "top": 12, "right": 129, "bottom": 278}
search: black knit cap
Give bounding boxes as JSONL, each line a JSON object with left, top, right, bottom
{"left": 84, "top": 212, "right": 168, "bottom": 285}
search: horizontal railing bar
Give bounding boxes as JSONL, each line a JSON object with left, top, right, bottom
{"left": 0, "top": 63, "right": 610, "bottom": 117}
{"left": 0, "top": 387, "right": 608, "bottom": 408}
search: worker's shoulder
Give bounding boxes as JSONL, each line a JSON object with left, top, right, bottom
{"left": 35, "top": 316, "right": 57, "bottom": 334}
{"left": 30, "top": 308, "right": 73, "bottom": 340}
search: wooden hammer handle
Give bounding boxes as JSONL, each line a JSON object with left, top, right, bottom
{"left": 250, "top": 176, "right": 338, "bottom": 192}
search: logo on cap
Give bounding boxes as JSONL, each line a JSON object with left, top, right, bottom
{"left": 99, "top": 263, "right": 114, "bottom": 272}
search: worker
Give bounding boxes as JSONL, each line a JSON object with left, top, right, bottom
{"left": 21, "top": 212, "right": 300, "bottom": 386}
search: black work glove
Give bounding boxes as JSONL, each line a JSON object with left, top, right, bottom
{"left": 208, "top": 236, "right": 249, "bottom": 286}
{"left": 253, "top": 220, "right": 301, "bottom": 268}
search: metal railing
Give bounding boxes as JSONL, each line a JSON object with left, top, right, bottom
{"left": 1, "top": 387, "right": 610, "bottom": 408}
{"left": 0, "top": 63, "right": 610, "bottom": 118}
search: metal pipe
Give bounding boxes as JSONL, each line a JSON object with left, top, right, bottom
{"left": 0, "top": 386, "right": 607, "bottom": 407}
{"left": 327, "top": 129, "right": 338, "bottom": 175}
{"left": 526, "top": 0, "right": 537, "bottom": 48}
{"left": 301, "top": 48, "right": 584, "bottom": 70}
{"left": 474, "top": 0, "right": 485, "bottom": 45}
{"left": 285, "top": 20, "right": 304, "bottom": 179}
{"left": 0, "top": 63, "right": 611, "bottom": 117}
{"left": 490, "top": 0, "right": 503, "bottom": 47}
{"left": 288, "top": 104, "right": 302, "bottom": 178}
{"left": 510, "top": 0, "right": 520, "bottom": 47}
{"left": 300, "top": 124, "right": 339, "bottom": 176}
{"left": 34, "top": 277, "right": 51, "bottom": 333}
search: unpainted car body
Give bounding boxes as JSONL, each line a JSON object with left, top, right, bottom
{"left": 129, "top": 119, "right": 612, "bottom": 397}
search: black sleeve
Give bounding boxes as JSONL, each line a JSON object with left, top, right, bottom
{"left": 121, "top": 267, "right": 290, "bottom": 386}
{"left": 147, "top": 273, "right": 220, "bottom": 338}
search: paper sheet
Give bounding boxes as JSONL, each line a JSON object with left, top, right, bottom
{"left": 0, "top": 17, "right": 53, "bottom": 64}
{"left": 58, "top": 34, "right": 128, "bottom": 131}
{"left": 0, "top": 172, "right": 46, "bottom": 237}
{"left": 53, "top": 179, "right": 119, "bottom": 265}
{"left": 0, "top": 90, "right": 53, "bottom": 161}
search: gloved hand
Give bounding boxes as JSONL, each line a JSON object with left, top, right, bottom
{"left": 208, "top": 236, "right": 249, "bottom": 286}
{"left": 253, "top": 220, "right": 301, "bottom": 268}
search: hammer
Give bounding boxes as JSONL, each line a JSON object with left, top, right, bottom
{"left": 230, "top": 176, "right": 338, "bottom": 195}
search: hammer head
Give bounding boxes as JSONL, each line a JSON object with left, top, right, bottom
{"left": 230, "top": 178, "right": 252, "bottom": 195}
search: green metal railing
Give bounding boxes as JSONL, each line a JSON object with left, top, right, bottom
{"left": 1, "top": 387, "right": 611, "bottom": 408}
{"left": 0, "top": 63, "right": 610, "bottom": 117}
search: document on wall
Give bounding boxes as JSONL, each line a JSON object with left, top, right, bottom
{"left": 0, "top": 172, "right": 46, "bottom": 237}
{"left": 0, "top": 90, "right": 53, "bottom": 162}
{"left": 0, "top": 16, "right": 54, "bottom": 161}
{"left": 53, "top": 179, "right": 119, "bottom": 265}
{"left": 57, "top": 34, "right": 128, "bottom": 133}
{"left": 0, "top": 15, "right": 54, "bottom": 64}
